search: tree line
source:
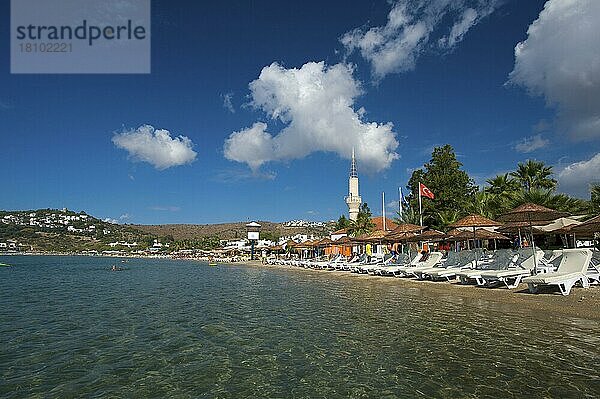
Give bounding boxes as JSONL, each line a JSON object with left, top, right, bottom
{"left": 336, "top": 144, "right": 599, "bottom": 234}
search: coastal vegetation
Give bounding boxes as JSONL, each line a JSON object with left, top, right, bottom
{"left": 403, "top": 145, "right": 596, "bottom": 230}
{"left": 347, "top": 203, "right": 375, "bottom": 237}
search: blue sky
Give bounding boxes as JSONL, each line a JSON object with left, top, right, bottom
{"left": 1, "top": 0, "right": 599, "bottom": 224}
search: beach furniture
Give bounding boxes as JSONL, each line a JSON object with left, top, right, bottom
{"left": 331, "top": 254, "right": 359, "bottom": 271}
{"left": 393, "top": 252, "right": 444, "bottom": 278}
{"left": 586, "top": 250, "right": 599, "bottom": 284}
{"left": 388, "top": 252, "right": 435, "bottom": 276}
{"left": 454, "top": 249, "right": 520, "bottom": 284}
{"left": 372, "top": 254, "right": 410, "bottom": 276}
{"left": 356, "top": 255, "right": 386, "bottom": 274}
{"left": 342, "top": 254, "right": 367, "bottom": 272}
{"left": 522, "top": 248, "right": 594, "bottom": 295}
{"left": 479, "top": 249, "right": 546, "bottom": 289}
{"left": 415, "top": 250, "right": 481, "bottom": 281}
{"left": 366, "top": 254, "right": 397, "bottom": 275}
{"left": 374, "top": 253, "right": 421, "bottom": 276}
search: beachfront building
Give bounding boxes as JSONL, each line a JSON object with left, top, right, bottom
{"left": 345, "top": 148, "right": 362, "bottom": 221}
{"left": 330, "top": 228, "right": 347, "bottom": 241}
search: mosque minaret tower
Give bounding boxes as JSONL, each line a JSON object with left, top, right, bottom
{"left": 345, "top": 148, "right": 362, "bottom": 221}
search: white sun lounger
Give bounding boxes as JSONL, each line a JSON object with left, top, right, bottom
{"left": 522, "top": 248, "right": 594, "bottom": 295}
{"left": 379, "top": 253, "right": 423, "bottom": 275}
{"left": 395, "top": 252, "right": 444, "bottom": 278}
{"left": 479, "top": 249, "right": 546, "bottom": 289}
{"left": 586, "top": 250, "right": 600, "bottom": 284}
{"left": 372, "top": 254, "right": 410, "bottom": 276}
{"left": 455, "top": 249, "right": 530, "bottom": 285}
{"left": 411, "top": 251, "right": 469, "bottom": 280}
{"left": 424, "top": 249, "right": 497, "bottom": 281}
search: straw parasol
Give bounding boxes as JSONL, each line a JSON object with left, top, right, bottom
{"left": 388, "top": 223, "right": 423, "bottom": 235}
{"left": 445, "top": 228, "right": 463, "bottom": 238}
{"left": 315, "top": 237, "right": 333, "bottom": 246}
{"left": 570, "top": 214, "right": 600, "bottom": 234}
{"left": 405, "top": 229, "right": 446, "bottom": 242}
{"left": 354, "top": 230, "right": 388, "bottom": 242}
{"left": 334, "top": 235, "right": 353, "bottom": 244}
{"left": 499, "top": 203, "right": 569, "bottom": 274}
{"left": 498, "top": 203, "right": 569, "bottom": 223}
{"left": 449, "top": 214, "right": 502, "bottom": 265}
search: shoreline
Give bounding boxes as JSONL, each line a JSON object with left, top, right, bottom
{"left": 235, "top": 260, "right": 600, "bottom": 321}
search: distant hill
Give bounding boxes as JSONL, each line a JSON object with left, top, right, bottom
{"left": 132, "top": 221, "right": 333, "bottom": 241}
{"left": 0, "top": 208, "right": 335, "bottom": 252}
{"left": 0, "top": 209, "right": 157, "bottom": 252}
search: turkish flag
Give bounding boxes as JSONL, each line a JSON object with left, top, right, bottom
{"left": 419, "top": 183, "right": 435, "bottom": 199}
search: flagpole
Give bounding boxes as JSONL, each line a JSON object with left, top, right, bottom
{"left": 398, "top": 187, "right": 403, "bottom": 218}
{"left": 418, "top": 183, "right": 423, "bottom": 227}
{"left": 382, "top": 191, "right": 386, "bottom": 231}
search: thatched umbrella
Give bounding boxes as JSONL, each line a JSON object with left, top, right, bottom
{"left": 568, "top": 215, "right": 600, "bottom": 245}
{"left": 570, "top": 214, "right": 600, "bottom": 234}
{"left": 449, "top": 214, "right": 502, "bottom": 266}
{"left": 445, "top": 228, "right": 463, "bottom": 238}
{"left": 334, "top": 235, "right": 352, "bottom": 244}
{"left": 446, "top": 228, "right": 508, "bottom": 249}
{"left": 405, "top": 229, "right": 446, "bottom": 242}
{"left": 388, "top": 223, "right": 423, "bottom": 235}
{"left": 315, "top": 237, "right": 333, "bottom": 246}
{"left": 499, "top": 203, "right": 569, "bottom": 274}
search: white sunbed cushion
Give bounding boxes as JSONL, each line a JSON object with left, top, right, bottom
{"left": 480, "top": 269, "right": 531, "bottom": 279}
{"left": 523, "top": 272, "right": 584, "bottom": 284}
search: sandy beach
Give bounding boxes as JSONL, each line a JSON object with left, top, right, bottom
{"left": 237, "top": 260, "right": 600, "bottom": 321}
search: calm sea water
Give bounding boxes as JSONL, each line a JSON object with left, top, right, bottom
{"left": 1, "top": 256, "right": 599, "bottom": 398}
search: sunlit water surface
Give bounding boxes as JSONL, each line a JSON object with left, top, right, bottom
{"left": 1, "top": 256, "right": 599, "bottom": 398}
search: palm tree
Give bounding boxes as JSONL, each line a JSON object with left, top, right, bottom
{"left": 436, "top": 209, "right": 460, "bottom": 230}
{"left": 467, "top": 191, "right": 500, "bottom": 219}
{"left": 510, "top": 188, "right": 588, "bottom": 213}
{"left": 393, "top": 207, "right": 421, "bottom": 226}
{"left": 347, "top": 203, "right": 375, "bottom": 237}
{"left": 486, "top": 173, "right": 520, "bottom": 197}
{"left": 348, "top": 216, "right": 375, "bottom": 237}
{"left": 510, "top": 160, "right": 557, "bottom": 192}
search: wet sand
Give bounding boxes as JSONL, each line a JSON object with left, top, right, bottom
{"left": 237, "top": 260, "right": 600, "bottom": 321}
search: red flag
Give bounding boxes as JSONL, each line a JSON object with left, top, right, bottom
{"left": 419, "top": 183, "right": 434, "bottom": 199}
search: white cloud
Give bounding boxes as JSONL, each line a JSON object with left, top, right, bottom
{"left": 514, "top": 134, "right": 549, "bottom": 153}
{"left": 224, "top": 61, "right": 399, "bottom": 172}
{"left": 212, "top": 167, "right": 276, "bottom": 183}
{"left": 341, "top": 0, "right": 500, "bottom": 79}
{"left": 386, "top": 200, "right": 401, "bottom": 211}
{"left": 557, "top": 152, "right": 600, "bottom": 198}
{"left": 112, "top": 125, "right": 197, "bottom": 170}
{"left": 0, "top": 100, "right": 12, "bottom": 110}
{"left": 222, "top": 92, "right": 235, "bottom": 113}
{"left": 508, "top": 0, "right": 600, "bottom": 141}
{"left": 149, "top": 206, "right": 181, "bottom": 212}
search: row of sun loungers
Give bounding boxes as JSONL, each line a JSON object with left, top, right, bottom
{"left": 266, "top": 248, "right": 599, "bottom": 296}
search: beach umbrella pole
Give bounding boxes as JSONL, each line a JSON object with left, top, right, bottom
{"left": 529, "top": 213, "right": 538, "bottom": 275}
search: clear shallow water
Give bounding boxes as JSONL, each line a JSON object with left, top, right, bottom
{"left": 1, "top": 256, "right": 599, "bottom": 398}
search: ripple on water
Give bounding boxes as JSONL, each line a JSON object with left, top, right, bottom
{"left": 1, "top": 256, "right": 599, "bottom": 398}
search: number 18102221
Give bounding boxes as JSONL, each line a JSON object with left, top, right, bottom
{"left": 19, "top": 43, "right": 72, "bottom": 52}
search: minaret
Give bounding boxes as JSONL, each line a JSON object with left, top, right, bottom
{"left": 345, "top": 148, "right": 362, "bottom": 221}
